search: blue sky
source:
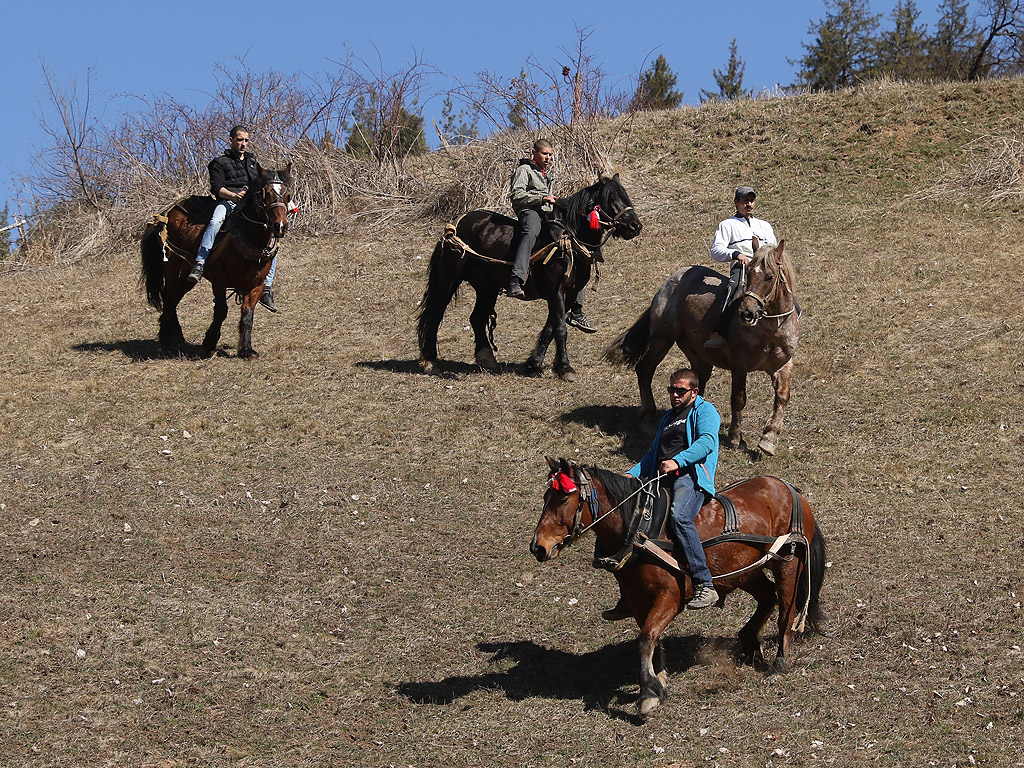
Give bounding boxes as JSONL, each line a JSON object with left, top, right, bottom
{"left": 2, "top": 0, "right": 948, "bottom": 218}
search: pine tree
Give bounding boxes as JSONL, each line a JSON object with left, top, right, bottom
{"left": 793, "top": 0, "right": 882, "bottom": 91}
{"left": 928, "top": 0, "right": 978, "bottom": 80}
{"left": 700, "top": 39, "right": 751, "bottom": 102}
{"left": 343, "top": 92, "right": 426, "bottom": 161}
{"left": 630, "top": 54, "right": 683, "bottom": 111}
{"left": 875, "top": 0, "right": 931, "bottom": 80}
{"left": 439, "top": 95, "right": 479, "bottom": 146}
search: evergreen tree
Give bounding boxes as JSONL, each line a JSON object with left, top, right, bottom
{"left": 508, "top": 69, "right": 530, "bottom": 130}
{"left": 928, "top": 0, "right": 978, "bottom": 80}
{"left": 875, "top": 0, "right": 931, "bottom": 80}
{"left": 343, "top": 92, "right": 427, "bottom": 161}
{"left": 793, "top": 0, "right": 882, "bottom": 91}
{"left": 700, "top": 39, "right": 751, "bottom": 102}
{"left": 630, "top": 54, "right": 683, "bottom": 111}
{"left": 439, "top": 95, "right": 479, "bottom": 146}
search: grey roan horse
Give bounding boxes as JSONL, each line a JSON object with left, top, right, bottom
{"left": 605, "top": 241, "right": 799, "bottom": 456}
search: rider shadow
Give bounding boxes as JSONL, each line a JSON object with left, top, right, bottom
{"left": 72, "top": 339, "right": 201, "bottom": 361}
{"left": 396, "top": 634, "right": 707, "bottom": 724}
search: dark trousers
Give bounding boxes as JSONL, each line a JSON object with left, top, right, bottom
{"left": 714, "top": 261, "right": 745, "bottom": 335}
{"left": 510, "top": 208, "right": 542, "bottom": 284}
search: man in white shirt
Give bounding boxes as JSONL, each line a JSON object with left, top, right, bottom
{"left": 705, "top": 186, "right": 777, "bottom": 349}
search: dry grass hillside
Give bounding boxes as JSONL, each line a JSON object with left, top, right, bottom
{"left": 2, "top": 77, "right": 1023, "bottom": 767}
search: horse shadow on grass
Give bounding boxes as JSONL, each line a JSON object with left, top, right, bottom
{"left": 72, "top": 340, "right": 232, "bottom": 361}
{"left": 561, "top": 404, "right": 763, "bottom": 464}
{"left": 396, "top": 633, "right": 733, "bottom": 723}
{"left": 355, "top": 358, "right": 579, "bottom": 379}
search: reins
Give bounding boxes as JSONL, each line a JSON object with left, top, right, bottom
{"left": 553, "top": 465, "right": 666, "bottom": 552}
{"left": 741, "top": 249, "right": 796, "bottom": 326}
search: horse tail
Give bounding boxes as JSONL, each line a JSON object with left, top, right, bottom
{"left": 140, "top": 222, "right": 166, "bottom": 311}
{"left": 801, "top": 523, "right": 828, "bottom": 633}
{"left": 604, "top": 306, "right": 652, "bottom": 369}
{"left": 417, "top": 238, "right": 459, "bottom": 351}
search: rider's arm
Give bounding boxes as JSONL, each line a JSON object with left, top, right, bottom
{"left": 510, "top": 164, "right": 547, "bottom": 211}
{"left": 671, "top": 403, "right": 721, "bottom": 468}
{"left": 710, "top": 219, "right": 739, "bottom": 262}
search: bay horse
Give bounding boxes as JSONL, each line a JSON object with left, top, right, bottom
{"left": 417, "top": 174, "right": 642, "bottom": 380}
{"left": 140, "top": 164, "right": 293, "bottom": 359}
{"left": 605, "top": 240, "right": 798, "bottom": 455}
{"left": 530, "top": 457, "right": 827, "bottom": 718}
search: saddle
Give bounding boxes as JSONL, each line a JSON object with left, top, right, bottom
{"left": 148, "top": 196, "right": 244, "bottom": 264}
{"left": 593, "top": 480, "right": 739, "bottom": 574}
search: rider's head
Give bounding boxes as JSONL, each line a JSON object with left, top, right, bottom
{"left": 667, "top": 368, "right": 699, "bottom": 411}
{"left": 228, "top": 125, "right": 251, "bottom": 156}
{"left": 532, "top": 139, "right": 553, "bottom": 170}
{"left": 734, "top": 185, "right": 756, "bottom": 217}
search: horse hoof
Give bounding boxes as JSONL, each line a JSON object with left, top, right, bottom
{"left": 419, "top": 359, "right": 435, "bottom": 375}
{"left": 524, "top": 364, "right": 544, "bottom": 378}
{"left": 556, "top": 367, "right": 577, "bottom": 382}
{"left": 476, "top": 356, "right": 501, "bottom": 374}
{"left": 771, "top": 657, "right": 789, "bottom": 675}
{"left": 638, "top": 696, "right": 661, "bottom": 717}
{"left": 757, "top": 439, "right": 777, "bottom": 456}
{"left": 725, "top": 436, "right": 742, "bottom": 450}
{"left": 239, "top": 350, "right": 260, "bottom": 360}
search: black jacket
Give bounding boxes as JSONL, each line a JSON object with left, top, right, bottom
{"left": 208, "top": 150, "right": 260, "bottom": 198}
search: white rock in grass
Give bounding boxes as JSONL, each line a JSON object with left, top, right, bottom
{"left": 75, "top": 649, "right": 86, "bottom": 659}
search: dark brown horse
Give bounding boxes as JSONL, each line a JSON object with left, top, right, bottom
{"left": 417, "top": 174, "right": 642, "bottom": 380}
{"left": 605, "top": 241, "right": 798, "bottom": 455}
{"left": 530, "top": 457, "right": 826, "bottom": 718}
{"left": 140, "top": 164, "right": 293, "bottom": 359}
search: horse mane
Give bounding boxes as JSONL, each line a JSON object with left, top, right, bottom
{"left": 585, "top": 465, "right": 641, "bottom": 519}
{"left": 751, "top": 241, "right": 796, "bottom": 293}
{"left": 559, "top": 179, "right": 600, "bottom": 235}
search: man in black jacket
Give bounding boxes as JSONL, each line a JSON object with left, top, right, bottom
{"left": 187, "top": 126, "right": 279, "bottom": 311}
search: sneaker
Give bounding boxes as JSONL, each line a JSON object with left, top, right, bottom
{"left": 601, "top": 598, "right": 631, "bottom": 621}
{"left": 567, "top": 310, "right": 597, "bottom": 333}
{"left": 507, "top": 279, "right": 526, "bottom": 299}
{"left": 703, "top": 332, "right": 726, "bottom": 350}
{"left": 259, "top": 287, "right": 278, "bottom": 313}
{"left": 186, "top": 262, "right": 205, "bottom": 285}
{"left": 687, "top": 582, "right": 719, "bottom": 610}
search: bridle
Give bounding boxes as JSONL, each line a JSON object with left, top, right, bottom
{"left": 740, "top": 252, "right": 795, "bottom": 327}
{"left": 546, "top": 463, "right": 663, "bottom": 553}
{"left": 240, "top": 174, "right": 291, "bottom": 228}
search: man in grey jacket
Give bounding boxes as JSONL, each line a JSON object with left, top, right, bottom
{"left": 507, "top": 139, "right": 596, "bottom": 332}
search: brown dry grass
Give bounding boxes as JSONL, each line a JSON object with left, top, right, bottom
{"left": 3, "top": 77, "right": 1024, "bottom": 767}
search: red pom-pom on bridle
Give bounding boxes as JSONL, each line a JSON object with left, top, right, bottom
{"left": 550, "top": 471, "right": 577, "bottom": 493}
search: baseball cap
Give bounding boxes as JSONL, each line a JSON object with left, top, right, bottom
{"left": 734, "top": 186, "right": 756, "bottom": 198}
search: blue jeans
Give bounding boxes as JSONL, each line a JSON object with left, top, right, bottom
{"left": 668, "top": 472, "right": 713, "bottom": 584}
{"left": 264, "top": 255, "right": 277, "bottom": 288}
{"left": 196, "top": 200, "right": 235, "bottom": 266}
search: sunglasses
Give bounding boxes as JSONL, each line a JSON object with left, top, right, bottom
{"left": 667, "top": 386, "right": 695, "bottom": 395}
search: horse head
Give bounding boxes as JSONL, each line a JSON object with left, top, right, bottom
{"left": 593, "top": 173, "right": 643, "bottom": 240}
{"left": 253, "top": 162, "right": 293, "bottom": 238}
{"left": 736, "top": 239, "right": 796, "bottom": 328}
{"left": 530, "top": 457, "right": 584, "bottom": 562}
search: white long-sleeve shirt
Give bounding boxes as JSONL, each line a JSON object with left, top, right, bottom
{"left": 710, "top": 214, "right": 777, "bottom": 262}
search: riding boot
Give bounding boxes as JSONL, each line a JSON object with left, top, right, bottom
{"left": 705, "top": 261, "right": 745, "bottom": 349}
{"left": 259, "top": 287, "right": 278, "bottom": 312}
{"left": 187, "top": 261, "right": 205, "bottom": 285}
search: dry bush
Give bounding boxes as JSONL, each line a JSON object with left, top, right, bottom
{"left": 927, "top": 132, "right": 1024, "bottom": 205}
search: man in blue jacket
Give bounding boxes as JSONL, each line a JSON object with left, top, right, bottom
{"left": 604, "top": 368, "right": 722, "bottom": 619}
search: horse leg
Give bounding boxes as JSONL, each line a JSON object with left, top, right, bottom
{"left": 726, "top": 369, "right": 748, "bottom": 449}
{"left": 237, "top": 288, "right": 261, "bottom": 359}
{"left": 634, "top": 334, "right": 676, "bottom": 423}
{"left": 469, "top": 287, "right": 500, "bottom": 374}
{"left": 548, "top": 293, "right": 575, "bottom": 381}
{"left": 737, "top": 576, "right": 777, "bottom": 666}
{"left": 758, "top": 360, "right": 793, "bottom": 457}
{"left": 417, "top": 245, "right": 462, "bottom": 374}
{"left": 771, "top": 557, "right": 803, "bottom": 674}
{"left": 636, "top": 593, "right": 678, "bottom": 717}
{"left": 201, "top": 286, "right": 230, "bottom": 358}
{"left": 158, "top": 271, "right": 189, "bottom": 352}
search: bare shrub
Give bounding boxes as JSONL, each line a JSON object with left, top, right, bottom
{"left": 926, "top": 132, "right": 1024, "bottom": 205}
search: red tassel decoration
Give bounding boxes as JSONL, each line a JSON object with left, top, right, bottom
{"left": 588, "top": 209, "right": 601, "bottom": 230}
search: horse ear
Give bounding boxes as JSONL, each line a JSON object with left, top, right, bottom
{"left": 558, "top": 457, "right": 573, "bottom": 474}
{"left": 546, "top": 456, "right": 559, "bottom": 473}
{"left": 776, "top": 239, "right": 785, "bottom": 257}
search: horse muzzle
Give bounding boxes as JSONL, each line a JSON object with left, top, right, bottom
{"left": 529, "top": 536, "right": 559, "bottom": 562}
{"left": 617, "top": 217, "right": 643, "bottom": 240}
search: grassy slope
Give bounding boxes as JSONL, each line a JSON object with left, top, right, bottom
{"left": 2, "top": 78, "right": 1023, "bottom": 767}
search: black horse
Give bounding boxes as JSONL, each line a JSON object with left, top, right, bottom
{"left": 417, "top": 174, "right": 642, "bottom": 380}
